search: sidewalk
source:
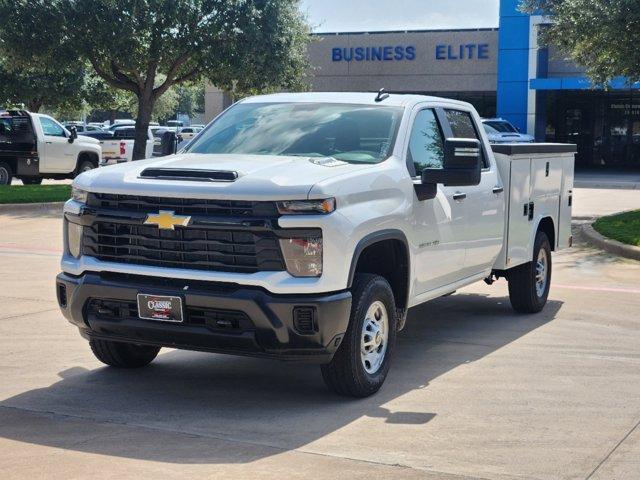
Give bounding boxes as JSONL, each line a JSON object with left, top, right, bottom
{"left": 574, "top": 170, "right": 640, "bottom": 190}
{"left": 572, "top": 188, "right": 640, "bottom": 219}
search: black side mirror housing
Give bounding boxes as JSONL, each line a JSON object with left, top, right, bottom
{"left": 68, "top": 126, "right": 78, "bottom": 143}
{"left": 422, "top": 138, "right": 482, "bottom": 188}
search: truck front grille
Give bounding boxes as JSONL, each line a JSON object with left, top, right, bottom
{"left": 82, "top": 221, "right": 285, "bottom": 273}
{"left": 88, "top": 193, "right": 279, "bottom": 218}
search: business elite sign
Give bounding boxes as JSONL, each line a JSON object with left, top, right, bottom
{"left": 332, "top": 45, "right": 416, "bottom": 62}
{"left": 331, "top": 44, "right": 490, "bottom": 62}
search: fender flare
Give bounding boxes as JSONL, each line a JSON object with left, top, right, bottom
{"left": 531, "top": 215, "right": 556, "bottom": 251}
{"left": 347, "top": 229, "right": 411, "bottom": 307}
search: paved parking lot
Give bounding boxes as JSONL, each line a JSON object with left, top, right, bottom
{"left": 1, "top": 202, "right": 639, "bottom": 479}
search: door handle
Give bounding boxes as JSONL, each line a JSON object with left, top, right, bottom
{"left": 492, "top": 186, "right": 504, "bottom": 194}
{"left": 45, "top": 141, "right": 52, "bottom": 144}
{"left": 452, "top": 192, "right": 467, "bottom": 201}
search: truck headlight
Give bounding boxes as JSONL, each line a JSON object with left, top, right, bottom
{"left": 279, "top": 237, "right": 323, "bottom": 277}
{"left": 277, "top": 198, "right": 335, "bottom": 215}
{"left": 66, "top": 221, "right": 83, "bottom": 258}
{"left": 71, "top": 186, "right": 88, "bottom": 204}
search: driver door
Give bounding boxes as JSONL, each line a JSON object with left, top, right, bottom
{"left": 406, "top": 107, "right": 467, "bottom": 294}
{"left": 38, "top": 116, "right": 75, "bottom": 173}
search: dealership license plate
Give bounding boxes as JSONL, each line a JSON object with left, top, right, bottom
{"left": 137, "top": 294, "right": 183, "bottom": 322}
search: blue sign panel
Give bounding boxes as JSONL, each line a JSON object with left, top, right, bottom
{"left": 332, "top": 46, "right": 416, "bottom": 62}
{"left": 435, "top": 44, "right": 490, "bottom": 60}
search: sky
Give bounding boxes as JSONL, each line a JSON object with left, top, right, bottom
{"left": 300, "top": 0, "right": 500, "bottom": 32}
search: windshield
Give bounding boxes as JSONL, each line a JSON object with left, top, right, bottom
{"left": 186, "top": 102, "right": 404, "bottom": 164}
{"left": 483, "top": 123, "right": 500, "bottom": 134}
{"left": 484, "top": 120, "right": 517, "bottom": 133}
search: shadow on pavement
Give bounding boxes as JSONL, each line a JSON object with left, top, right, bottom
{"left": 0, "top": 292, "right": 562, "bottom": 464}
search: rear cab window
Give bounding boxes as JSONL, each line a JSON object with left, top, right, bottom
{"left": 444, "top": 109, "right": 489, "bottom": 169}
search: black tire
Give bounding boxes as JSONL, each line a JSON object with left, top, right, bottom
{"left": 89, "top": 338, "right": 160, "bottom": 368}
{"left": 508, "top": 230, "right": 552, "bottom": 313}
{"left": 321, "top": 273, "right": 397, "bottom": 397}
{"left": 76, "top": 158, "right": 96, "bottom": 176}
{"left": 0, "top": 161, "right": 13, "bottom": 185}
{"left": 20, "top": 177, "right": 43, "bottom": 185}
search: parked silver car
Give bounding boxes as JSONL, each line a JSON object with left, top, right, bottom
{"left": 482, "top": 118, "right": 534, "bottom": 143}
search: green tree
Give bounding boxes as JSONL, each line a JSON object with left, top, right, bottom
{"left": 521, "top": 0, "right": 640, "bottom": 85}
{"left": 0, "top": 56, "right": 85, "bottom": 112}
{"left": 0, "top": 0, "right": 310, "bottom": 159}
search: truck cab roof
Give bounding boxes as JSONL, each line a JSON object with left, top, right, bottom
{"left": 240, "top": 92, "right": 474, "bottom": 110}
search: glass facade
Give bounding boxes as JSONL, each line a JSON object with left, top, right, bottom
{"left": 544, "top": 90, "right": 640, "bottom": 170}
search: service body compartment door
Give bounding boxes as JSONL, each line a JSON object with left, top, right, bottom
{"left": 557, "top": 154, "right": 575, "bottom": 249}
{"left": 505, "top": 157, "right": 532, "bottom": 268}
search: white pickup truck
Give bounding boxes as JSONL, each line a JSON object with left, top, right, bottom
{"left": 0, "top": 110, "right": 101, "bottom": 185}
{"left": 56, "top": 92, "right": 574, "bottom": 397}
{"left": 99, "top": 126, "right": 154, "bottom": 166}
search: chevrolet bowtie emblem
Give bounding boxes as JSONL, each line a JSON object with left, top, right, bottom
{"left": 144, "top": 210, "right": 191, "bottom": 230}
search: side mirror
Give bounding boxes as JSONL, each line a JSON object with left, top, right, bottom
{"left": 68, "top": 126, "right": 78, "bottom": 143}
{"left": 421, "top": 138, "right": 482, "bottom": 188}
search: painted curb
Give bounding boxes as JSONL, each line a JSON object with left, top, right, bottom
{"left": 0, "top": 202, "right": 64, "bottom": 214}
{"left": 582, "top": 223, "right": 640, "bottom": 262}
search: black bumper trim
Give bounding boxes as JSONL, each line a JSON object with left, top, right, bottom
{"left": 56, "top": 272, "right": 351, "bottom": 363}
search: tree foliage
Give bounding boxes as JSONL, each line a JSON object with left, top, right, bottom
{"left": 0, "top": 56, "right": 85, "bottom": 112}
{"left": 0, "top": 0, "right": 310, "bottom": 159}
{"left": 521, "top": 0, "right": 640, "bottom": 85}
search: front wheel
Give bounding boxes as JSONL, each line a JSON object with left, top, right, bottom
{"left": 89, "top": 338, "right": 160, "bottom": 368}
{"left": 321, "top": 273, "right": 397, "bottom": 397}
{"left": 76, "top": 159, "right": 96, "bottom": 176}
{"left": 507, "top": 230, "right": 552, "bottom": 313}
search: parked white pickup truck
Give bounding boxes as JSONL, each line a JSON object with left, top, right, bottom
{"left": 57, "top": 92, "right": 574, "bottom": 397}
{"left": 99, "top": 126, "right": 154, "bottom": 166}
{"left": 0, "top": 110, "right": 101, "bottom": 185}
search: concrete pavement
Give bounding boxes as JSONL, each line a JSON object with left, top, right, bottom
{"left": 0, "top": 207, "right": 639, "bottom": 479}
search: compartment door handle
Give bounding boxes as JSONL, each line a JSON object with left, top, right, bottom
{"left": 453, "top": 192, "right": 467, "bottom": 201}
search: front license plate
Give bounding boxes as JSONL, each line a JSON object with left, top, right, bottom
{"left": 137, "top": 294, "right": 183, "bottom": 322}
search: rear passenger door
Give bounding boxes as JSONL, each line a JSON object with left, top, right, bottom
{"left": 406, "top": 107, "right": 467, "bottom": 294}
{"left": 443, "top": 108, "right": 504, "bottom": 277}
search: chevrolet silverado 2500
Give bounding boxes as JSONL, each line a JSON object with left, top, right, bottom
{"left": 0, "top": 110, "right": 101, "bottom": 184}
{"left": 56, "top": 92, "right": 575, "bottom": 397}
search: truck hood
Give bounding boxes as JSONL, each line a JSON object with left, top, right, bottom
{"left": 75, "top": 153, "right": 375, "bottom": 200}
{"left": 77, "top": 135, "right": 101, "bottom": 145}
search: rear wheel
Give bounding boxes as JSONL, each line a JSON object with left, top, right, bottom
{"left": 0, "top": 161, "right": 13, "bottom": 185}
{"left": 89, "top": 338, "right": 160, "bottom": 368}
{"left": 508, "top": 230, "right": 552, "bottom": 313}
{"left": 20, "top": 177, "right": 42, "bottom": 185}
{"left": 321, "top": 273, "right": 397, "bottom": 397}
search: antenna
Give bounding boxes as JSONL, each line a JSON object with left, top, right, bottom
{"left": 375, "top": 88, "right": 389, "bottom": 102}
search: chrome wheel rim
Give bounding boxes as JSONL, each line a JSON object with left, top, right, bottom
{"left": 535, "top": 248, "right": 548, "bottom": 297}
{"left": 361, "top": 301, "right": 388, "bottom": 374}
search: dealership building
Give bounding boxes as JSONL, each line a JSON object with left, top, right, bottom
{"left": 205, "top": 0, "right": 640, "bottom": 170}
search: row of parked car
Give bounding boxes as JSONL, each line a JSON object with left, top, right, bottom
{"left": 0, "top": 110, "right": 205, "bottom": 185}
{"left": 62, "top": 120, "right": 204, "bottom": 165}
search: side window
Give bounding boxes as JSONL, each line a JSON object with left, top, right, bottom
{"left": 39, "top": 117, "right": 66, "bottom": 137}
{"left": 444, "top": 109, "right": 488, "bottom": 168}
{"left": 407, "top": 109, "right": 444, "bottom": 176}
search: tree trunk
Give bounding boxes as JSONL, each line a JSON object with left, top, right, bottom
{"left": 27, "top": 99, "right": 42, "bottom": 112}
{"left": 133, "top": 93, "right": 154, "bottom": 161}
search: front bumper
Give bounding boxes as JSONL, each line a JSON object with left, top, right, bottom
{"left": 56, "top": 272, "right": 352, "bottom": 363}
